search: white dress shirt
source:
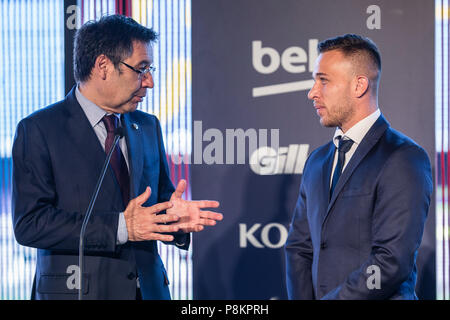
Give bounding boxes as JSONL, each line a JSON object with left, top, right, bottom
{"left": 330, "top": 108, "right": 381, "bottom": 187}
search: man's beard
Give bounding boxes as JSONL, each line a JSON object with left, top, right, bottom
{"left": 320, "top": 101, "right": 354, "bottom": 129}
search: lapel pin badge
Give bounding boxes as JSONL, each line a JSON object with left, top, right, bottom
{"left": 132, "top": 123, "right": 139, "bottom": 130}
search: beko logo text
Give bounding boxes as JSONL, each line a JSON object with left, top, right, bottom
{"left": 252, "top": 39, "right": 318, "bottom": 97}
{"left": 239, "top": 223, "right": 288, "bottom": 248}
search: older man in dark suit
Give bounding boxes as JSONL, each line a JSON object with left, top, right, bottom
{"left": 285, "top": 34, "right": 432, "bottom": 300}
{"left": 12, "top": 14, "right": 222, "bottom": 300}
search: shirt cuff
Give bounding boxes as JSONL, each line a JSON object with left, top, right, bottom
{"left": 117, "top": 212, "right": 128, "bottom": 245}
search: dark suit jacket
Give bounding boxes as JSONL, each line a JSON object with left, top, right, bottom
{"left": 12, "top": 87, "right": 189, "bottom": 299}
{"left": 285, "top": 115, "right": 432, "bottom": 300}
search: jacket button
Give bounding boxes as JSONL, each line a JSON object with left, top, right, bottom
{"left": 320, "top": 242, "right": 327, "bottom": 249}
{"left": 127, "top": 272, "right": 136, "bottom": 280}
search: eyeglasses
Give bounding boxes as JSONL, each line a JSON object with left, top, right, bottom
{"left": 120, "top": 61, "right": 156, "bottom": 79}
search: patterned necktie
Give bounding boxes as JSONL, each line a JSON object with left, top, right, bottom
{"left": 330, "top": 136, "right": 354, "bottom": 199}
{"left": 102, "top": 114, "right": 130, "bottom": 207}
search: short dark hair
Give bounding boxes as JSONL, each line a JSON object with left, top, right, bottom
{"left": 318, "top": 34, "right": 381, "bottom": 85}
{"left": 73, "top": 14, "right": 158, "bottom": 83}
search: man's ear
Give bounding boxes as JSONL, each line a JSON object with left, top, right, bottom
{"left": 93, "top": 54, "right": 110, "bottom": 80}
{"left": 354, "top": 75, "right": 370, "bottom": 98}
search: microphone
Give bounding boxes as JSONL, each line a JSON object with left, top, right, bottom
{"left": 114, "top": 126, "right": 125, "bottom": 139}
{"left": 78, "top": 126, "right": 124, "bottom": 300}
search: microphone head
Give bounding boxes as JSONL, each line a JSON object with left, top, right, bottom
{"left": 114, "top": 127, "right": 125, "bottom": 138}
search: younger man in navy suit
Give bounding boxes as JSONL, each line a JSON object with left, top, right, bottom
{"left": 285, "top": 34, "right": 432, "bottom": 300}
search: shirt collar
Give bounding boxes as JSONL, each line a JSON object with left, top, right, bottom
{"left": 333, "top": 108, "right": 381, "bottom": 148}
{"left": 75, "top": 85, "right": 120, "bottom": 127}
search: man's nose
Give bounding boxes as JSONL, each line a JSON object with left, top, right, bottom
{"left": 141, "top": 73, "right": 154, "bottom": 89}
{"left": 307, "top": 82, "right": 318, "bottom": 100}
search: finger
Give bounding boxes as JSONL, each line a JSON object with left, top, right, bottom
{"left": 190, "top": 225, "right": 204, "bottom": 232}
{"left": 192, "top": 200, "right": 220, "bottom": 208}
{"left": 182, "top": 218, "right": 218, "bottom": 230}
{"left": 153, "top": 214, "right": 180, "bottom": 224}
{"left": 181, "top": 224, "right": 204, "bottom": 233}
{"left": 171, "top": 179, "right": 186, "bottom": 200}
{"left": 147, "top": 201, "right": 174, "bottom": 214}
{"left": 154, "top": 223, "right": 180, "bottom": 233}
{"left": 146, "top": 233, "right": 175, "bottom": 242}
{"left": 200, "top": 211, "right": 223, "bottom": 221}
{"left": 197, "top": 218, "right": 217, "bottom": 226}
{"left": 135, "top": 186, "right": 152, "bottom": 206}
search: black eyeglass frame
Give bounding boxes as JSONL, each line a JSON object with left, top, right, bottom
{"left": 120, "top": 61, "right": 156, "bottom": 78}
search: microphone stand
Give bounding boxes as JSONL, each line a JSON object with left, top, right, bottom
{"left": 78, "top": 128, "right": 124, "bottom": 300}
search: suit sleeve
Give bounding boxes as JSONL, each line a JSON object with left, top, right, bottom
{"left": 12, "top": 118, "right": 120, "bottom": 253}
{"left": 285, "top": 164, "right": 315, "bottom": 299}
{"left": 322, "top": 145, "right": 433, "bottom": 299}
{"left": 154, "top": 117, "right": 190, "bottom": 250}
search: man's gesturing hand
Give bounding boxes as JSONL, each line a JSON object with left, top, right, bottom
{"left": 167, "top": 179, "right": 223, "bottom": 233}
{"left": 124, "top": 187, "right": 181, "bottom": 241}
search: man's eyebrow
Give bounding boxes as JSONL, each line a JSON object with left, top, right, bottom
{"left": 314, "top": 72, "right": 328, "bottom": 77}
{"left": 137, "top": 59, "right": 152, "bottom": 66}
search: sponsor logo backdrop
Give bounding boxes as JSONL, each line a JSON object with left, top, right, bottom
{"left": 192, "top": 0, "right": 435, "bottom": 299}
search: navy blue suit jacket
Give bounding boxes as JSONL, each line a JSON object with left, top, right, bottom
{"left": 285, "top": 115, "right": 432, "bottom": 300}
{"left": 12, "top": 87, "right": 189, "bottom": 299}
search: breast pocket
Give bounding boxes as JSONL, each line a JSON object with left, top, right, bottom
{"left": 340, "top": 188, "right": 372, "bottom": 198}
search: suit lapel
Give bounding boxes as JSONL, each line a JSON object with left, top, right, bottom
{"left": 122, "top": 113, "right": 143, "bottom": 199}
{"left": 321, "top": 142, "right": 336, "bottom": 220}
{"left": 63, "top": 87, "right": 122, "bottom": 201}
{"left": 324, "top": 115, "right": 390, "bottom": 220}
{"left": 64, "top": 88, "right": 109, "bottom": 173}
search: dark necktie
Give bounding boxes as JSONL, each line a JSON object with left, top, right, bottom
{"left": 330, "top": 136, "right": 354, "bottom": 199}
{"left": 102, "top": 114, "right": 130, "bottom": 207}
